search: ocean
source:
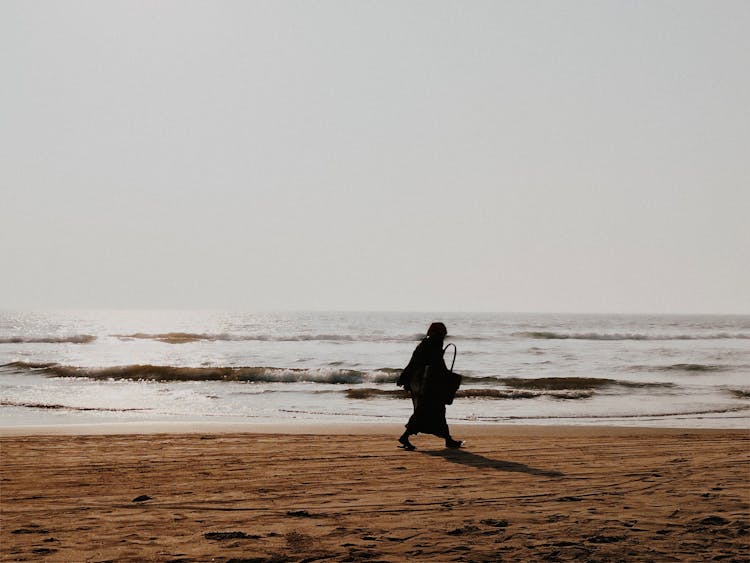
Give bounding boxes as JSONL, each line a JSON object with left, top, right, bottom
{"left": 1, "top": 311, "right": 748, "bottom": 429}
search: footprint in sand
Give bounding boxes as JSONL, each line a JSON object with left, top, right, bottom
{"left": 204, "top": 531, "right": 260, "bottom": 540}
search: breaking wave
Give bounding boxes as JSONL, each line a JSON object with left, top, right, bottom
{"left": 0, "top": 335, "right": 96, "bottom": 344}
{"left": 114, "top": 332, "right": 426, "bottom": 344}
{"left": 514, "top": 331, "right": 750, "bottom": 341}
{"left": 0, "top": 362, "right": 398, "bottom": 384}
{"left": 2, "top": 362, "right": 677, "bottom": 392}
{"left": 2, "top": 362, "right": 682, "bottom": 395}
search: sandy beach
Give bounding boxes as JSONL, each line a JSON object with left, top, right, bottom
{"left": 1, "top": 425, "right": 748, "bottom": 562}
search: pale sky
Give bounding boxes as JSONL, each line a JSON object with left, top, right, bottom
{"left": 2, "top": 1, "right": 748, "bottom": 313}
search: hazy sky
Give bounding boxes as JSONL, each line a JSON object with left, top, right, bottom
{"left": 2, "top": 1, "right": 748, "bottom": 313}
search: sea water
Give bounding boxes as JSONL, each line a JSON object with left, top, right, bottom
{"left": 1, "top": 311, "right": 748, "bottom": 428}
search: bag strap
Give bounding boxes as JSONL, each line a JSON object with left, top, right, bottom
{"left": 443, "top": 343, "right": 457, "bottom": 372}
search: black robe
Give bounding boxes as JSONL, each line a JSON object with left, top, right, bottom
{"left": 397, "top": 337, "right": 450, "bottom": 437}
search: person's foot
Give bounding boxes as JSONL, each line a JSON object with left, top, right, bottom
{"left": 398, "top": 435, "right": 416, "bottom": 451}
{"left": 445, "top": 438, "right": 463, "bottom": 449}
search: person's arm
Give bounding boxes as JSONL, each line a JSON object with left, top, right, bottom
{"left": 397, "top": 341, "right": 426, "bottom": 388}
{"left": 429, "top": 343, "right": 449, "bottom": 376}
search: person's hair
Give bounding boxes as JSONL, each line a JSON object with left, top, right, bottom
{"left": 427, "top": 322, "right": 447, "bottom": 338}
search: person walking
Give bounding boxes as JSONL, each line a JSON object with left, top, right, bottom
{"left": 396, "top": 322, "right": 463, "bottom": 451}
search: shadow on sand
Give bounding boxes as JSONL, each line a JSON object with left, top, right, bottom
{"left": 420, "top": 448, "right": 563, "bottom": 477}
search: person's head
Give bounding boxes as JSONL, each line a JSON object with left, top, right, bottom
{"left": 426, "top": 322, "right": 447, "bottom": 339}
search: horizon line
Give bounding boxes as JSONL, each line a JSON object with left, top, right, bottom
{"left": 1, "top": 307, "right": 748, "bottom": 317}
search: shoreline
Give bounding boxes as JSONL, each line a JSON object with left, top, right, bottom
{"left": 1, "top": 420, "right": 748, "bottom": 437}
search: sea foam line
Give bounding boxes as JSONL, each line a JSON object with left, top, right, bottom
{"left": 0, "top": 335, "right": 96, "bottom": 344}
{"left": 514, "top": 331, "right": 750, "bottom": 341}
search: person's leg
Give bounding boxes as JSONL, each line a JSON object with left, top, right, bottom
{"left": 398, "top": 397, "right": 419, "bottom": 450}
{"left": 398, "top": 429, "right": 416, "bottom": 450}
{"left": 429, "top": 405, "right": 462, "bottom": 448}
{"left": 445, "top": 436, "right": 463, "bottom": 448}
{"left": 443, "top": 422, "right": 463, "bottom": 448}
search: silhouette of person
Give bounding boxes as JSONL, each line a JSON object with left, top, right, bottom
{"left": 396, "top": 322, "right": 462, "bottom": 451}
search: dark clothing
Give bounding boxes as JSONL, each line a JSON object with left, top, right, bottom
{"left": 398, "top": 337, "right": 451, "bottom": 438}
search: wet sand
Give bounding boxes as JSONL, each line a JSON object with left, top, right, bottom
{"left": 1, "top": 425, "right": 748, "bottom": 562}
